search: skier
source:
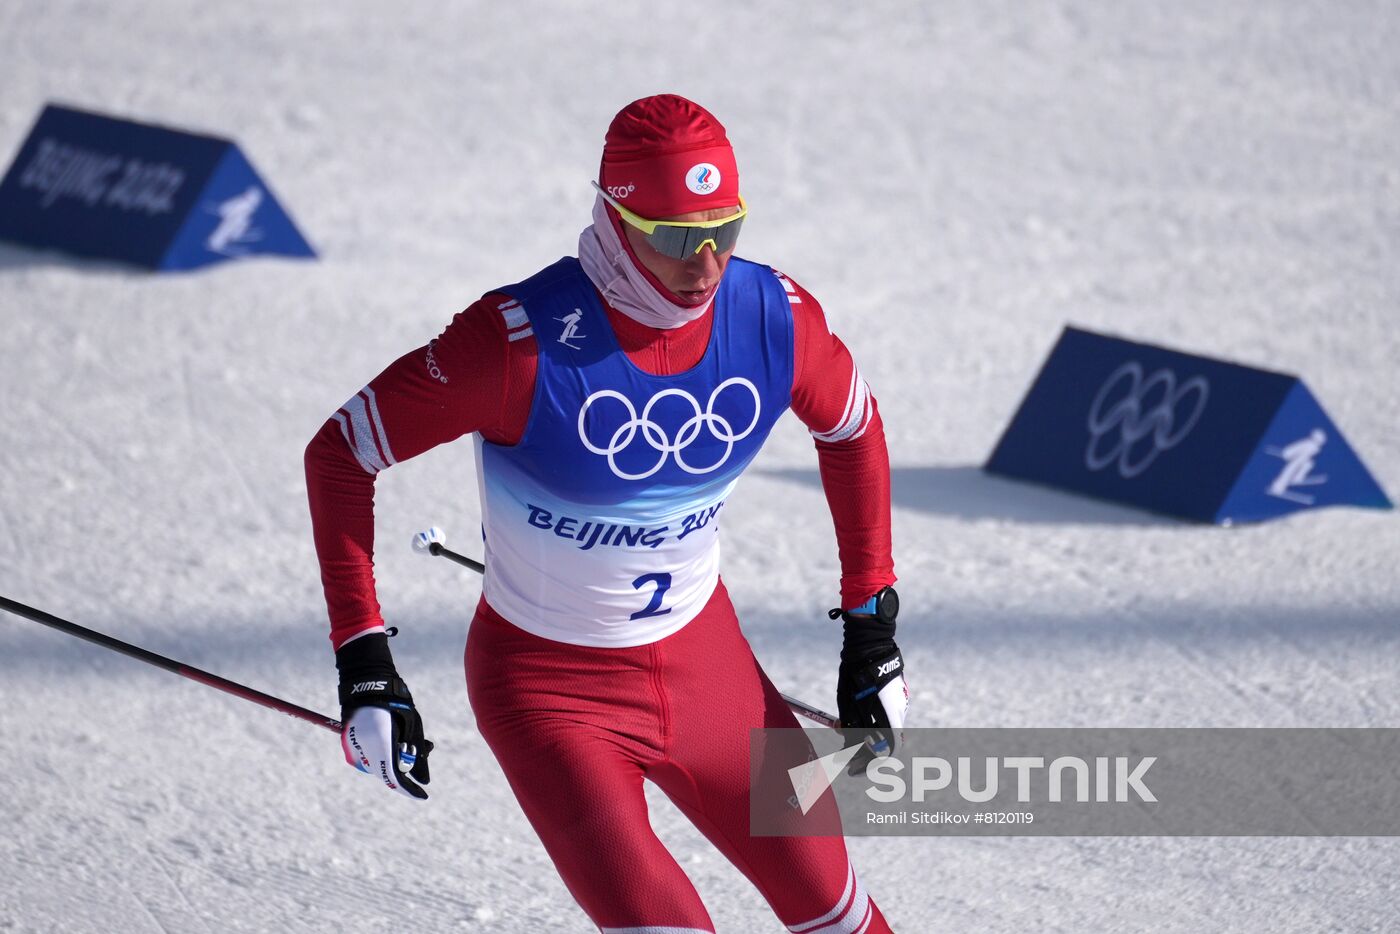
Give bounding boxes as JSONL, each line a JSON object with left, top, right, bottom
{"left": 1266, "top": 428, "right": 1328, "bottom": 504}
{"left": 307, "top": 94, "right": 909, "bottom": 932}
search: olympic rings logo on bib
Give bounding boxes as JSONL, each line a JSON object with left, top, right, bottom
{"left": 577, "top": 378, "right": 762, "bottom": 480}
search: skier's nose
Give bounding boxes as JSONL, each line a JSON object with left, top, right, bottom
{"left": 686, "top": 243, "right": 721, "bottom": 276}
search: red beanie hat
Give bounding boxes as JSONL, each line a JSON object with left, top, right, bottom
{"left": 598, "top": 94, "right": 740, "bottom": 219}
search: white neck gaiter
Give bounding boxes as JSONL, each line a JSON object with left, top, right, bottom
{"left": 577, "top": 196, "right": 713, "bottom": 330}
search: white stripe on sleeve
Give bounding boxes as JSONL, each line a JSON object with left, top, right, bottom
{"left": 810, "top": 366, "right": 873, "bottom": 444}
{"left": 362, "top": 386, "right": 396, "bottom": 466}
{"left": 337, "top": 392, "right": 390, "bottom": 473}
{"left": 332, "top": 411, "right": 378, "bottom": 474}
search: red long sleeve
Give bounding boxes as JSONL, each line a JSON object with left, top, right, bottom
{"left": 306, "top": 271, "right": 894, "bottom": 647}
{"left": 305, "top": 296, "right": 526, "bottom": 648}
{"left": 781, "top": 275, "right": 897, "bottom": 609}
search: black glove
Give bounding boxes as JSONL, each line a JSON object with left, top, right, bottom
{"left": 336, "top": 632, "right": 433, "bottom": 800}
{"left": 832, "top": 586, "right": 909, "bottom": 756}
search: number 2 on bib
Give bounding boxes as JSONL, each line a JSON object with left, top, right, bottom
{"left": 629, "top": 572, "right": 673, "bottom": 621}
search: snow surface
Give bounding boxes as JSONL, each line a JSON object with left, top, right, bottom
{"left": 2, "top": 1, "right": 1398, "bottom": 931}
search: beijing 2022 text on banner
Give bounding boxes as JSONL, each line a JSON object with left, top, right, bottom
{"left": 984, "top": 326, "right": 1391, "bottom": 523}
{"left": 0, "top": 103, "right": 315, "bottom": 271}
{"left": 750, "top": 728, "right": 1400, "bottom": 837}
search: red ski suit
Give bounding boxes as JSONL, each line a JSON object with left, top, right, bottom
{"left": 307, "top": 272, "right": 898, "bottom": 933}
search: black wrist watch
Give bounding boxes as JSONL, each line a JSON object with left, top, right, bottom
{"left": 832, "top": 585, "right": 899, "bottom": 624}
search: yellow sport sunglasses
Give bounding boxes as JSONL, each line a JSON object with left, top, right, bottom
{"left": 592, "top": 181, "right": 747, "bottom": 259}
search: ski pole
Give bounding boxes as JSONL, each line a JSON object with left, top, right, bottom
{"left": 0, "top": 594, "right": 342, "bottom": 734}
{"left": 410, "top": 527, "right": 843, "bottom": 730}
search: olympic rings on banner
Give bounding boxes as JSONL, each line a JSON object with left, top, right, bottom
{"left": 1085, "top": 362, "right": 1210, "bottom": 479}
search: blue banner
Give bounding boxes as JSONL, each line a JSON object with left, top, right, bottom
{"left": 0, "top": 104, "right": 314, "bottom": 271}
{"left": 985, "top": 327, "right": 1391, "bottom": 523}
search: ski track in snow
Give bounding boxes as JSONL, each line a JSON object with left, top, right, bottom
{"left": 2, "top": 1, "right": 1399, "bottom": 932}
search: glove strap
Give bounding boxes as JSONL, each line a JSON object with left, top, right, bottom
{"left": 335, "top": 630, "right": 395, "bottom": 672}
